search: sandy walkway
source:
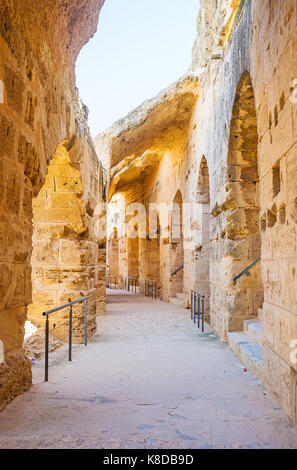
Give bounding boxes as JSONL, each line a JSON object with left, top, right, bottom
{"left": 0, "top": 291, "right": 297, "bottom": 449}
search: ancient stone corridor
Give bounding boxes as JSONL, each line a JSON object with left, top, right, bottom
{"left": 0, "top": 291, "right": 297, "bottom": 449}
{"left": 0, "top": 0, "right": 297, "bottom": 451}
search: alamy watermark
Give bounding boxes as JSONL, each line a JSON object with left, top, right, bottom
{"left": 94, "top": 201, "right": 206, "bottom": 251}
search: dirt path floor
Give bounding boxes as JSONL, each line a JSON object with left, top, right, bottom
{"left": 0, "top": 291, "right": 297, "bottom": 449}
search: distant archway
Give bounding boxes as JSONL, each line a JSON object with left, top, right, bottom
{"left": 28, "top": 140, "right": 97, "bottom": 342}
{"left": 170, "top": 190, "right": 184, "bottom": 298}
{"left": 226, "top": 72, "right": 263, "bottom": 329}
{"left": 195, "top": 156, "right": 211, "bottom": 320}
{"left": 108, "top": 227, "right": 119, "bottom": 282}
{"left": 128, "top": 234, "right": 139, "bottom": 280}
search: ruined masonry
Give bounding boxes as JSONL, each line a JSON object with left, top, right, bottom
{"left": 96, "top": 0, "right": 297, "bottom": 426}
{"left": 0, "top": 0, "right": 297, "bottom": 431}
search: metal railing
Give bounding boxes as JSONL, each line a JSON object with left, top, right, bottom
{"left": 191, "top": 291, "right": 206, "bottom": 333}
{"left": 42, "top": 296, "right": 89, "bottom": 382}
{"left": 145, "top": 280, "right": 157, "bottom": 299}
{"left": 126, "top": 276, "right": 138, "bottom": 293}
{"left": 106, "top": 275, "right": 118, "bottom": 289}
{"left": 233, "top": 258, "right": 261, "bottom": 283}
{"left": 171, "top": 265, "right": 184, "bottom": 277}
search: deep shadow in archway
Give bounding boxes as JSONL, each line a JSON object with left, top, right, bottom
{"left": 195, "top": 156, "right": 211, "bottom": 321}
{"left": 170, "top": 190, "right": 184, "bottom": 298}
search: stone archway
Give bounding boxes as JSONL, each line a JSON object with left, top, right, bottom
{"left": 27, "top": 140, "right": 97, "bottom": 343}
{"left": 149, "top": 215, "right": 161, "bottom": 296}
{"left": 108, "top": 228, "right": 119, "bottom": 283}
{"left": 195, "top": 156, "right": 211, "bottom": 321}
{"left": 0, "top": 0, "right": 106, "bottom": 411}
{"left": 128, "top": 234, "right": 140, "bottom": 280}
{"left": 170, "top": 190, "right": 184, "bottom": 299}
{"left": 225, "top": 72, "right": 264, "bottom": 332}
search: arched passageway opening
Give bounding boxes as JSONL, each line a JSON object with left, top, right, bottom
{"left": 128, "top": 234, "right": 140, "bottom": 280}
{"left": 27, "top": 141, "right": 97, "bottom": 343}
{"left": 108, "top": 228, "right": 119, "bottom": 282}
{"left": 195, "top": 156, "right": 211, "bottom": 321}
{"left": 226, "top": 72, "right": 264, "bottom": 330}
{"left": 170, "top": 190, "right": 184, "bottom": 299}
{"left": 149, "top": 215, "right": 161, "bottom": 294}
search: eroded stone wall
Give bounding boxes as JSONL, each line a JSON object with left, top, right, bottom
{"left": 189, "top": 0, "right": 297, "bottom": 423}
{"left": 28, "top": 139, "right": 103, "bottom": 342}
{"left": 0, "top": 0, "right": 105, "bottom": 410}
{"left": 100, "top": 0, "right": 297, "bottom": 425}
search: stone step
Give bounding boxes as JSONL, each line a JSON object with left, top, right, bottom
{"left": 228, "top": 332, "right": 263, "bottom": 380}
{"left": 169, "top": 297, "right": 185, "bottom": 307}
{"left": 244, "top": 320, "right": 262, "bottom": 346}
{"left": 176, "top": 292, "right": 185, "bottom": 300}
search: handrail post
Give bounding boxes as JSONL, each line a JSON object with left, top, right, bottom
{"left": 45, "top": 315, "right": 49, "bottom": 382}
{"left": 84, "top": 300, "right": 88, "bottom": 347}
{"left": 155, "top": 281, "right": 157, "bottom": 299}
{"left": 69, "top": 305, "right": 72, "bottom": 362}
{"left": 198, "top": 295, "right": 201, "bottom": 329}
{"left": 191, "top": 291, "right": 193, "bottom": 319}
{"left": 145, "top": 280, "right": 147, "bottom": 297}
{"left": 193, "top": 294, "right": 196, "bottom": 324}
{"left": 202, "top": 295, "right": 205, "bottom": 333}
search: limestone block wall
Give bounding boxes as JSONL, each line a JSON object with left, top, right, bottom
{"left": 187, "top": 0, "right": 297, "bottom": 423}
{"left": 27, "top": 140, "right": 102, "bottom": 342}
{"left": 102, "top": 0, "right": 296, "bottom": 426}
{"left": 250, "top": 0, "right": 297, "bottom": 423}
{"left": 0, "top": 0, "right": 105, "bottom": 410}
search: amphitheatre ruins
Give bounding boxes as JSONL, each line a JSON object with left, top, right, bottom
{"left": 0, "top": 0, "right": 297, "bottom": 450}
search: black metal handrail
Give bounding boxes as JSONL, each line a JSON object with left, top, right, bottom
{"left": 233, "top": 258, "right": 261, "bottom": 283}
{"left": 191, "top": 291, "right": 208, "bottom": 333}
{"left": 126, "top": 276, "right": 138, "bottom": 293}
{"left": 171, "top": 265, "right": 184, "bottom": 277}
{"left": 42, "top": 296, "right": 89, "bottom": 382}
{"left": 145, "top": 280, "right": 157, "bottom": 299}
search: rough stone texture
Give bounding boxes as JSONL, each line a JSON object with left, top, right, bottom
{"left": 97, "top": 0, "right": 297, "bottom": 426}
{"left": 28, "top": 141, "right": 99, "bottom": 342}
{"left": 0, "top": 0, "right": 106, "bottom": 410}
{"left": 95, "top": 74, "right": 200, "bottom": 171}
